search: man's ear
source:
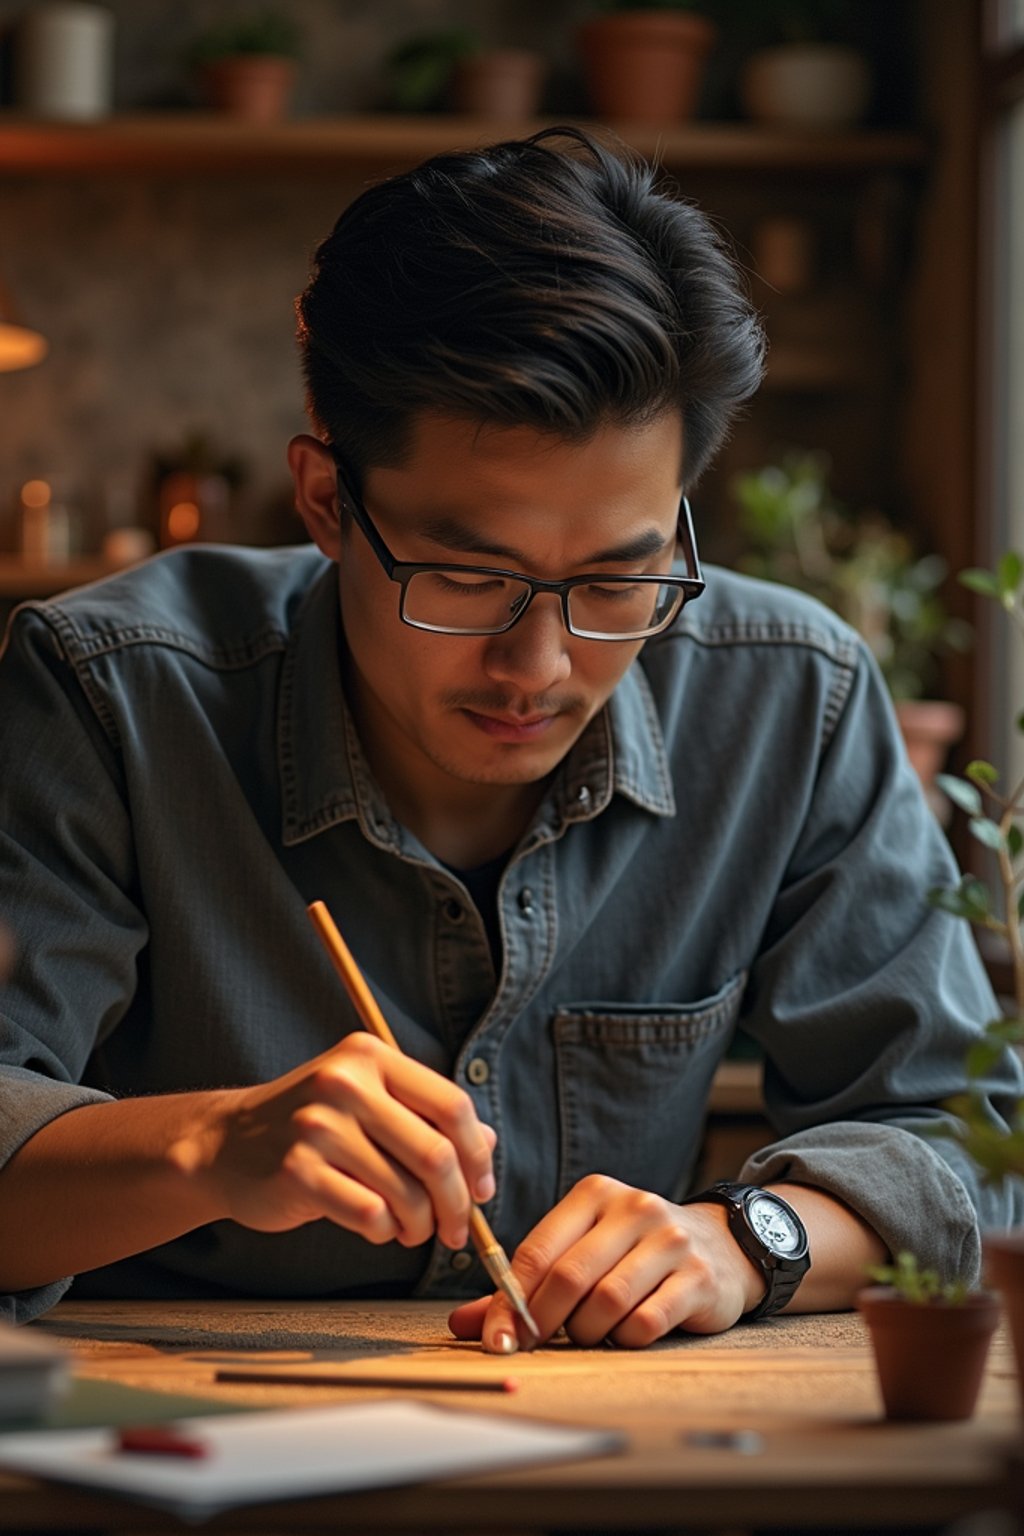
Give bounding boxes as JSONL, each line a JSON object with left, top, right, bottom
{"left": 287, "top": 434, "right": 343, "bottom": 560}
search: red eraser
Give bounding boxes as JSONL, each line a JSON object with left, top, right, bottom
{"left": 116, "top": 1425, "right": 209, "bottom": 1458}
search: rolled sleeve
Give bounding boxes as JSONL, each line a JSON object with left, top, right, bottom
{"left": 738, "top": 638, "right": 1024, "bottom": 1280}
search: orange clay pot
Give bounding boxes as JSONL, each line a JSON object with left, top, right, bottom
{"left": 857, "top": 1286, "right": 1000, "bottom": 1422}
{"left": 577, "top": 11, "right": 716, "bottom": 126}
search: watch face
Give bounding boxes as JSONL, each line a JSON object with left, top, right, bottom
{"left": 748, "top": 1195, "right": 803, "bottom": 1255}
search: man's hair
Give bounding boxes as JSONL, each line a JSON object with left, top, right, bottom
{"left": 296, "top": 127, "right": 764, "bottom": 489}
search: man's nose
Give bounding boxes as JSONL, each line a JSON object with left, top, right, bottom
{"left": 482, "top": 592, "right": 572, "bottom": 691}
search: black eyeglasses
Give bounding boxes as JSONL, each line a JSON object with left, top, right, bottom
{"left": 331, "top": 454, "right": 704, "bottom": 642}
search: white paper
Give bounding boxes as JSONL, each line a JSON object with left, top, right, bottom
{"left": 0, "top": 1400, "right": 622, "bottom": 1520}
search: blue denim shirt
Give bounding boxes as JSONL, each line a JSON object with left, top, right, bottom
{"left": 1, "top": 544, "right": 1021, "bottom": 1323}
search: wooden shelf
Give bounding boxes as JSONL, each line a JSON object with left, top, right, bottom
{"left": 0, "top": 112, "right": 930, "bottom": 177}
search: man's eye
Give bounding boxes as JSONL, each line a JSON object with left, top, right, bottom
{"left": 430, "top": 572, "right": 508, "bottom": 595}
{"left": 583, "top": 582, "right": 643, "bottom": 601}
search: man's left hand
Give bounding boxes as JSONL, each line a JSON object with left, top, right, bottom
{"left": 447, "top": 1173, "right": 764, "bottom": 1351}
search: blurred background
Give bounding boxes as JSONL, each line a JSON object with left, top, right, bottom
{"left": 0, "top": 0, "right": 1020, "bottom": 828}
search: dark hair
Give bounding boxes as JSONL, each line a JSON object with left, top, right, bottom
{"left": 296, "top": 127, "right": 764, "bottom": 489}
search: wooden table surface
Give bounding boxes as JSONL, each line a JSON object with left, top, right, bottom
{"left": 2, "top": 1298, "right": 1021, "bottom": 1533}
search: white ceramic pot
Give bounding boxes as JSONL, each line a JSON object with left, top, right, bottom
{"left": 15, "top": 2, "right": 115, "bottom": 121}
{"left": 741, "top": 44, "right": 871, "bottom": 130}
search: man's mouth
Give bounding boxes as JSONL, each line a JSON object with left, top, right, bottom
{"left": 461, "top": 708, "right": 560, "bottom": 742}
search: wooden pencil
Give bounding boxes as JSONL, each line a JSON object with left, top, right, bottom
{"left": 306, "top": 900, "right": 540, "bottom": 1341}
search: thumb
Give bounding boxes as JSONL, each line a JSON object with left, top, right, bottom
{"left": 447, "top": 1294, "right": 492, "bottom": 1340}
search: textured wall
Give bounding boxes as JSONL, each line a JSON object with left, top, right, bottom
{"left": 0, "top": 0, "right": 592, "bottom": 550}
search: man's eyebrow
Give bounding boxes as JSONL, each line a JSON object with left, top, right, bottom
{"left": 415, "top": 514, "right": 672, "bottom": 566}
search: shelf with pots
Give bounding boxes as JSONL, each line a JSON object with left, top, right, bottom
{"left": 0, "top": 112, "right": 928, "bottom": 178}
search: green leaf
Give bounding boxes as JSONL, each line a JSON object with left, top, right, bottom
{"left": 959, "top": 568, "right": 1000, "bottom": 598}
{"left": 1009, "top": 824, "right": 1023, "bottom": 860}
{"left": 998, "top": 551, "right": 1024, "bottom": 598}
{"left": 966, "top": 760, "right": 999, "bottom": 787}
{"left": 966, "top": 1038, "right": 1005, "bottom": 1078}
{"left": 969, "top": 817, "right": 1006, "bottom": 851}
{"left": 935, "top": 774, "right": 983, "bottom": 816}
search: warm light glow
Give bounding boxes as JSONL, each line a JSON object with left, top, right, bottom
{"left": 21, "top": 479, "right": 51, "bottom": 509}
{"left": 166, "top": 501, "right": 201, "bottom": 542}
{"left": 0, "top": 323, "right": 48, "bottom": 372}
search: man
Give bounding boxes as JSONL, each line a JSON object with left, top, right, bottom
{"left": 0, "top": 130, "right": 1020, "bottom": 1345}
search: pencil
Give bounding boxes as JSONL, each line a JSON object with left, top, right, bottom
{"left": 307, "top": 900, "right": 540, "bottom": 1342}
{"left": 214, "top": 1367, "right": 519, "bottom": 1392}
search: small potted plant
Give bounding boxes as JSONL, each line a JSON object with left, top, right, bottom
{"left": 732, "top": 451, "right": 972, "bottom": 804}
{"left": 576, "top": 0, "right": 718, "bottom": 126}
{"left": 386, "top": 29, "right": 547, "bottom": 121}
{"left": 928, "top": 552, "right": 1024, "bottom": 1416}
{"left": 737, "top": 0, "right": 872, "bottom": 130}
{"left": 190, "top": 12, "right": 300, "bottom": 123}
{"left": 857, "top": 1253, "right": 1000, "bottom": 1422}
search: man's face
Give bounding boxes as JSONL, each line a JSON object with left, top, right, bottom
{"left": 336, "top": 410, "right": 684, "bottom": 797}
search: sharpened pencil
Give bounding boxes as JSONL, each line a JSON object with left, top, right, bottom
{"left": 307, "top": 899, "right": 540, "bottom": 1342}
{"left": 214, "top": 1367, "right": 519, "bottom": 1392}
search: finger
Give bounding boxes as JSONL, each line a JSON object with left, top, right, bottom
{"left": 608, "top": 1264, "right": 729, "bottom": 1349}
{"left": 281, "top": 1140, "right": 402, "bottom": 1245}
{"left": 480, "top": 1289, "right": 530, "bottom": 1355}
{"left": 292, "top": 1102, "right": 435, "bottom": 1247}
{"left": 319, "top": 1040, "right": 496, "bottom": 1208}
{"left": 447, "top": 1294, "right": 492, "bottom": 1340}
{"left": 313, "top": 1054, "right": 475, "bottom": 1247}
{"left": 561, "top": 1233, "right": 684, "bottom": 1347}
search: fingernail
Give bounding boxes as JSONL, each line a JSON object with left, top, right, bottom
{"left": 493, "top": 1330, "right": 518, "bottom": 1356}
{"left": 475, "top": 1173, "right": 496, "bottom": 1202}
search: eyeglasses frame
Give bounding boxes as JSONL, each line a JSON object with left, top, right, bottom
{"left": 330, "top": 451, "right": 705, "bottom": 641}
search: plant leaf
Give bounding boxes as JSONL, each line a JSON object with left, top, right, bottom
{"left": 997, "top": 551, "right": 1024, "bottom": 598}
{"left": 969, "top": 817, "right": 1006, "bottom": 851}
{"left": 966, "top": 760, "right": 999, "bottom": 787}
{"left": 935, "top": 774, "right": 983, "bottom": 816}
{"left": 959, "top": 568, "right": 1000, "bottom": 598}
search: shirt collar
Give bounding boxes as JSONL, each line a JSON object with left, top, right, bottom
{"left": 279, "top": 571, "right": 675, "bottom": 847}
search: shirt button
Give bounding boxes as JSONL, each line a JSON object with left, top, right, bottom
{"left": 443, "top": 898, "right": 464, "bottom": 923}
{"left": 450, "top": 1250, "right": 474, "bottom": 1272}
{"left": 518, "top": 888, "right": 535, "bottom": 915}
{"left": 466, "top": 1057, "right": 490, "bottom": 1085}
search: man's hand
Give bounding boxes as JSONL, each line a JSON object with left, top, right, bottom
{"left": 171, "top": 1033, "right": 497, "bottom": 1252}
{"left": 448, "top": 1174, "right": 764, "bottom": 1351}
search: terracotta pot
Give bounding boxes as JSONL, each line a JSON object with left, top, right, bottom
{"left": 200, "top": 56, "right": 297, "bottom": 122}
{"left": 857, "top": 1286, "right": 1000, "bottom": 1422}
{"left": 451, "top": 49, "right": 546, "bottom": 119}
{"left": 894, "top": 698, "right": 965, "bottom": 819}
{"left": 984, "top": 1233, "right": 1024, "bottom": 1418}
{"left": 740, "top": 44, "right": 871, "bottom": 130}
{"left": 577, "top": 11, "right": 716, "bottom": 126}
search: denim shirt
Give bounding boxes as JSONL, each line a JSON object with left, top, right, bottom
{"left": 1, "top": 545, "right": 1021, "bottom": 1323}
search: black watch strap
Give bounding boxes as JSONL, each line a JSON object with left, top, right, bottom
{"left": 682, "top": 1181, "right": 811, "bottom": 1320}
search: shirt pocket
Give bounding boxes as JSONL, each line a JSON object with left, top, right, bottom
{"left": 551, "top": 970, "right": 747, "bottom": 1203}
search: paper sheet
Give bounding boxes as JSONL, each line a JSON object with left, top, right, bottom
{"left": 0, "top": 1400, "right": 623, "bottom": 1519}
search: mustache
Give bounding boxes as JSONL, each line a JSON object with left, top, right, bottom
{"left": 442, "top": 690, "right": 586, "bottom": 717}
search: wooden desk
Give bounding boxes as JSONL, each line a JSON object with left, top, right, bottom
{"left": 3, "top": 1299, "right": 1021, "bottom": 1534}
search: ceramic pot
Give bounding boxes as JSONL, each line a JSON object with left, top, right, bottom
{"left": 984, "top": 1233, "right": 1024, "bottom": 1418}
{"left": 741, "top": 44, "right": 871, "bottom": 130}
{"left": 577, "top": 11, "right": 716, "bottom": 126}
{"left": 857, "top": 1286, "right": 1001, "bottom": 1422}
{"left": 894, "top": 699, "right": 965, "bottom": 820}
{"left": 200, "top": 56, "right": 297, "bottom": 122}
{"left": 451, "top": 49, "right": 546, "bottom": 119}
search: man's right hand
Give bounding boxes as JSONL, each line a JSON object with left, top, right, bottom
{"left": 0, "top": 1034, "right": 496, "bottom": 1294}
{"left": 173, "top": 1033, "right": 497, "bottom": 1252}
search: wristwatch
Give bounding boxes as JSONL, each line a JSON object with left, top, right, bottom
{"left": 681, "top": 1181, "right": 811, "bottom": 1320}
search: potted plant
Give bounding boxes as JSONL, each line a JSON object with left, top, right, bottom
{"left": 576, "top": 1, "right": 718, "bottom": 126}
{"left": 386, "top": 30, "right": 547, "bottom": 121}
{"left": 732, "top": 451, "right": 972, "bottom": 804}
{"left": 190, "top": 12, "right": 300, "bottom": 123}
{"left": 737, "top": 1, "right": 872, "bottom": 130}
{"left": 928, "top": 553, "right": 1024, "bottom": 1414}
{"left": 857, "top": 1253, "right": 1000, "bottom": 1422}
